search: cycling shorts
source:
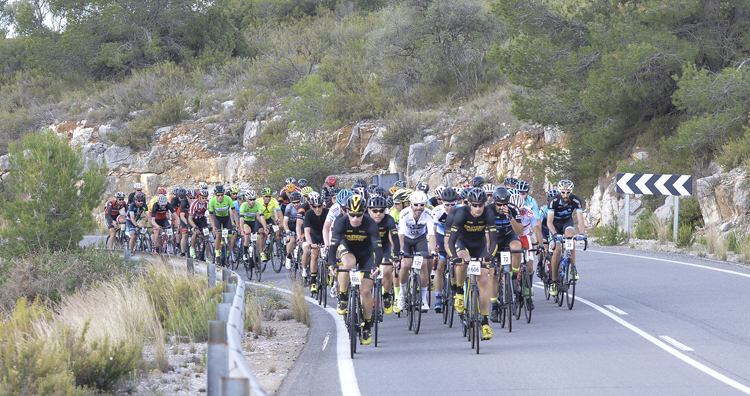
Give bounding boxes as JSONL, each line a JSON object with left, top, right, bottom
{"left": 154, "top": 218, "right": 170, "bottom": 229}
{"left": 309, "top": 233, "right": 325, "bottom": 245}
{"left": 456, "top": 237, "right": 491, "bottom": 262}
{"left": 105, "top": 214, "right": 123, "bottom": 229}
{"left": 336, "top": 242, "right": 376, "bottom": 276}
{"left": 381, "top": 242, "right": 393, "bottom": 265}
{"left": 192, "top": 217, "right": 209, "bottom": 232}
{"left": 402, "top": 234, "right": 428, "bottom": 258}
{"left": 496, "top": 233, "right": 521, "bottom": 250}
{"left": 552, "top": 218, "right": 575, "bottom": 239}
{"left": 519, "top": 234, "right": 532, "bottom": 250}
{"left": 126, "top": 218, "right": 146, "bottom": 234}
{"left": 435, "top": 233, "right": 446, "bottom": 256}
{"left": 213, "top": 214, "right": 234, "bottom": 231}
{"left": 541, "top": 224, "right": 551, "bottom": 241}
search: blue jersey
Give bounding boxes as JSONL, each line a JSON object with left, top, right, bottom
{"left": 525, "top": 196, "right": 540, "bottom": 220}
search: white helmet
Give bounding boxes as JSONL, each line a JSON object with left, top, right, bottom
{"left": 245, "top": 190, "right": 257, "bottom": 199}
{"left": 410, "top": 191, "right": 429, "bottom": 205}
{"left": 509, "top": 193, "right": 525, "bottom": 208}
{"left": 157, "top": 194, "right": 168, "bottom": 206}
{"left": 198, "top": 182, "right": 208, "bottom": 190}
{"left": 483, "top": 183, "right": 496, "bottom": 194}
{"left": 134, "top": 183, "right": 143, "bottom": 190}
{"left": 434, "top": 186, "right": 445, "bottom": 198}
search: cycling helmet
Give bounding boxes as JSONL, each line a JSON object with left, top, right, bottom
{"left": 546, "top": 189, "right": 559, "bottom": 200}
{"left": 354, "top": 186, "right": 368, "bottom": 199}
{"left": 493, "top": 187, "right": 511, "bottom": 204}
{"left": 260, "top": 187, "right": 273, "bottom": 196}
{"left": 135, "top": 192, "right": 146, "bottom": 202}
{"left": 410, "top": 191, "right": 429, "bottom": 205}
{"left": 172, "top": 188, "right": 180, "bottom": 196}
{"left": 368, "top": 195, "right": 388, "bottom": 208}
{"left": 214, "top": 185, "right": 225, "bottom": 194}
{"left": 301, "top": 186, "right": 314, "bottom": 196}
{"left": 515, "top": 180, "right": 530, "bottom": 193}
{"left": 186, "top": 189, "right": 196, "bottom": 199}
{"left": 133, "top": 183, "right": 143, "bottom": 190}
{"left": 509, "top": 193, "right": 525, "bottom": 208}
{"left": 506, "top": 188, "right": 519, "bottom": 196}
{"left": 416, "top": 182, "right": 430, "bottom": 193}
{"left": 347, "top": 194, "right": 367, "bottom": 213}
{"left": 285, "top": 183, "right": 296, "bottom": 193}
{"left": 441, "top": 187, "right": 460, "bottom": 202}
{"left": 239, "top": 182, "right": 250, "bottom": 191}
{"left": 394, "top": 180, "right": 407, "bottom": 188}
{"left": 198, "top": 182, "right": 208, "bottom": 190}
{"left": 368, "top": 184, "right": 377, "bottom": 192}
{"left": 503, "top": 177, "right": 518, "bottom": 187}
{"left": 386, "top": 197, "right": 394, "bottom": 208}
{"left": 330, "top": 186, "right": 341, "bottom": 195}
{"left": 337, "top": 188, "right": 351, "bottom": 203}
{"left": 114, "top": 191, "right": 125, "bottom": 199}
{"left": 460, "top": 187, "right": 471, "bottom": 200}
{"left": 434, "top": 186, "right": 445, "bottom": 198}
{"left": 289, "top": 191, "right": 302, "bottom": 202}
{"left": 482, "top": 184, "right": 496, "bottom": 194}
{"left": 230, "top": 185, "right": 240, "bottom": 194}
{"left": 389, "top": 186, "right": 400, "bottom": 196}
{"left": 466, "top": 187, "right": 487, "bottom": 204}
{"left": 177, "top": 188, "right": 187, "bottom": 199}
{"left": 371, "top": 186, "right": 387, "bottom": 198}
{"left": 394, "top": 189, "right": 412, "bottom": 203}
{"left": 157, "top": 194, "right": 168, "bottom": 206}
{"left": 325, "top": 176, "right": 337, "bottom": 186}
{"left": 356, "top": 178, "right": 367, "bottom": 187}
{"left": 198, "top": 189, "right": 209, "bottom": 197}
{"left": 237, "top": 192, "right": 245, "bottom": 201}
{"left": 557, "top": 179, "right": 575, "bottom": 190}
{"left": 471, "top": 176, "right": 485, "bottom": 188}
{"left": 246, "top": 190, "right": 257, "bottom": 199}
{"left": 157, "top": 187, "right": 167, "bottom": 195}
{"left": 298, "top": 179, "right": 308, "bottom": 188}
{"left": 308, "top": 193, "right": 324, "bottom": 206}
{"left": 285, "top": 177, "right": 296, "bottom": 185}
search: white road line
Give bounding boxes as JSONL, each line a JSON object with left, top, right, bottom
{"left": 249, "top": 282, "right": 362, "bottom": 396}
{"left": 660, "top": 336, "right": 694, "bottom": 352}
{"left": 533, "top": 285, "right": 750, "bottom": 394}
{"left": 604, "top": 305, "right": 628, "bottom": 315}
{"left": 588, "top": 249, "right": 750, "bottom": 279}
{"left": 322, "top": 332, "right": 330, "bottom": 351}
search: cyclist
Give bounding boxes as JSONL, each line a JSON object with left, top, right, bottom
{"left": 396, "top": 190, "right": 436, "bottom": 313}
{"left": 431, "top": 187, "right": 460, "bottom": 313}
{"left": 321, "top": 176, "right": 337, "bottom": 206}
{"left": 238, "top": 190, "right": 268, "bottom": 263}
{"left": 148, "top": 194, "right": 179, "bottom": 253}
{"left": 229, "top": 185, "right": 241, "bottom": 224}
{"left": 446, "top": 187, "right": 497, "bottom": 340}
{"left": 536, "top": 189, "right": 558, "bottom": 275}
{"left": 105, "top": 192, "right": 128, "bottom": 250}
{"left": 367, "top": 195, "right": 399, "bottom": 315}
{"left": 301, "top": 186, "right": 315, "bottom": 204}
{"left": 259, "top": 187, "right": 283, "bottom": 262}
{"left": 394, "top": 180, "right": 407, "bottom": 189}
{"left": 128, "top": 183, "right": 144, "bottom": 205}
{"left": 303, "top": 193, "right": 329, "bottom": 293}
{"left": 198, "top": 182, "right": 208, "bottom": 191}
{"left": 429, "top": 185, "right": 444, "bottom": 207}
{"left": 148, "top": 187, "right": 167, "bottom": 213}
{"left": 278, "top": 183, "right": 297, "bottom": 214}
{"left": 388, "top": 189, "right": 411, "bottom": 224}
{"left": 487, "top": 187, "right": 524, "bottom": 320}
{"left": 483, "top": 184, "right": 496, "bottom": 205}
{"left": 471, "top": 176, "right": 485, "bottom": 188}
{"left": 323, "top": 189, "right": 351, "bottom": 246}
{"left": 510, "top": 192, "right": 541, "bottom": 310}
{"left": 330, "top": 195, "right": 383, "bottom": 346}
{"left": 188, "top": 189, "right": 211, "bottom": 260}
{"left": 298, "top": 179, "right": 309, "bottom": 189}
{"left": 547, "top": 180, "right": 586, "bottom": 295}
{"left": 126, "top": 192, "right": 148, "bottom": 253}
{"left": 283, "top": 191, "right": 304, "bottom": 269}
{"left": 208, "top": 185, "right": 238, "bottom": 263}
{"left": 503, "top": 177, "right": 518, "bottom": 189}
{"left": 176, "top": 188, "right": 191, "bottom": 256}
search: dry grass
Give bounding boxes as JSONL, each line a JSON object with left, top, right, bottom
{"left": 248, "top": 297, "right": 263, "bottom": 335}
{"left": 651, "top": 216, "right": 671, "bottom": 244}
{"left": 739, "top": 233, "right": 750, "bottom": 264}
{"left": 153, "top": 326, "right": 169, "bottom": 373}
{"left": 290, "top": 280, "right": 310, "bottom": 327}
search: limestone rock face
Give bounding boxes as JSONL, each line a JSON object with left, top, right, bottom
{"left": 360, "top": 126, "right": 389, "bottom": 169}
{"left": 104, "top": 146, "right": 137, "bottom": 171}
{"left": 696, "top": 166, "right": 750, "bottom": 230}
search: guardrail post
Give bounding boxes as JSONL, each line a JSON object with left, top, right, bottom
{"left": 187, "top": 257, "right": 194, "bottom": 275}
{"left": 217, "top": 303, "right": 231, "bottom": 322}
{"left": 207, "top": 263, "right": 216, "bottom": 287}
{"left": 207, "top": 321, "right": 228, "bottom": 396}
{"left": 624, "top": 194, "right": 630, "bottom": 239}
{"left": 222, "top": 268, "right": 231, "bottom": 283}
{"left": 225, "top": 283, "right": 236, "bottom": 295}
{"left": 221, "top": 377, "right": 250, "bottom": 396}
{"left": 223, "top": 292, "right": 234, "bottom": 304}
{"left": 228, "top": 275, "right": 237, "bottom": 284}
{"left": 124, "top": 248, "right": 131, "bottom": 262}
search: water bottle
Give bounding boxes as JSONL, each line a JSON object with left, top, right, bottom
{"left": 560, "top": 258, "right": 567, "bottom": 278}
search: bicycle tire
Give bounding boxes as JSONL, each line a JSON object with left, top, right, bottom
{"left": 472, "top": 285, "right": 480, "bottom": 353}
{"left": 272, "top": 239, "right": 283, "bottom": 273}
{"left": 142, "top": 236, "right": 153, "bottom": 254}
{"left": 349, "top": 290, "right": 358, "bottom": 358}
{"left": 406, "top": 279, "right": 414, "bottom": 331}
{"left": 522, "top": 269, "right": 532, "bottom": 323}
{"left": 442, "top": 274, "right": 450, "bottom": 325}
{"left": 544, "top": 280, "right": 551, "bottom": 300}
{"left": 505, "top": 273, "right": 513, "bottom": 333}
{"left": 373, "top": 285, "right": 381, "bottom": 347}
{"left": 566, "top": 264, "right": 576, "bottom": 310}
{"left": 469, "top": 282, "right": 476, "bottom": 350}
{"left": 413, "top": 273, "right": 422, "bottom": 335}
{"left": 245, "top": 256, "right": 253, "bottom": 281}
{"left": 557, "top": 281, "right": 564, "bottom": 307}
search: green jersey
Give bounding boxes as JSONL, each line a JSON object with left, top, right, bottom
{"left": 240, "top": 201, "right": 264, "bottom": 222}
{"left": 208, "top": 196, "right": 234, "bottom": 217}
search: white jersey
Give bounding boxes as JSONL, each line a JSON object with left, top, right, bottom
{"left": 398, "top": 207, "right": 435, "bottom": 239}
{"left": 326, "top": 203, "right": 343, "bottom": 222}
{"left": 519, "top": 205, "right": 538, "bottom": 236}
{"left": 432, "top": 204, "right": 450, "bottom": 235}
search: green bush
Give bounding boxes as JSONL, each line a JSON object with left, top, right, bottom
{"left": 678, "top": 197, "right": 704, "bottom": 231}
{"left": 110, "top": 116, "right": 155, "bottom": 151}
{"left": 593, "top": 217, "right": 628, "bottom": 246}
{"left": 150, "top": 96, "right": 187, "bottom": 126}
{"left": 259, "top": 118, "right": 289, "bottom": 147}
{"left": 727, "top": 230, "right": 742, "bottom": 252}
{"left": 65, "top": 324, "right": 142, "bottom": 391}
{"left": 454, "top": 116, "right": 508, "bottom": 158}
{"left": 634, "top": 210, "right": 658, "bottom": 240}
{"left": 675, "top": 223, "right": 695, "bottom": 248}
{"left": 382, "top": 105, "right": 424, "bottom": 148}
{"left": 252, "top": 140, "right": 345, "bottom": 191}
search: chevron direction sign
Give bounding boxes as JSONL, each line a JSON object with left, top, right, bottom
{"left": 616, "top": 173, "right": 692, "bottom": 196}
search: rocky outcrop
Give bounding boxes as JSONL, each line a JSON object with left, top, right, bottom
{"left": 696, "top": 166, "right": 750, "bottom": 231}
{"left": 406, "top": 136, "right": 441, "bottom": 176}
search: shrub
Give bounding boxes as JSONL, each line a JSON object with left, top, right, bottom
{"left": 678, "top": 196, "right": 704, "bottom": 231}
{"left": 634, "top": 210, "right": 658, "bottom": 240}
{"left": 290, "top": 281, "right": 310, "bottom": 326}
{"left": 65, "top": 325, "right": 142, "bottom": 391}
{"left": 593, "top": 217, "right": 628, "bottom": 246}
{"left": 727, "top": 230, "right": 742, "bottom": 252}
{"left": 150, "top": 95, "right": 187, "bottom": 126}
{"left": 675, "top": 223, "right": 695, "bottom": 248}
{"left": 0, "top": 130, "right": 108, "bottom": 259}
{"left": 253, "top": 139, "right": 345, "bottom": 190}
{"left": 259, "top": 118, "right": 289, "bottom": 147}
{"left": 382, "top": 105, "right": 424, "bottom": 148}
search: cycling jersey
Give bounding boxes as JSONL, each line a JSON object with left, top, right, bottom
{"left": 388, "top": 207, "right": 401, "bottom": 225}
{"left": 150, "top": 202, "right": 176, "bottom": 220}
{"left": 170, "top": 196, "right": 180, "bottom": 210}
{"left": 429, "top": 196, "right": 439, "bottom": 207}
{"left": 432, "top": 204, "right": 450, "bottom": 235}
{"left": 178, "top": 198, "right": 190, "bottom": 217}
{"left": 371, "top": 213, "right": 399, "bottom": 250}
{"left": 328, "top": 215, "right": 383, "bottom": 269}
{"left": 104, "top": 199, "right": 126, "bottom": 216}
{"left": 320, "top": 186, "right": 336, "bottom": 207}
{"left": 489, "top": 204, "right": 521, "bottom": 237}
{"left": 239, "top": 201, "right": 264, "bottom": 222}
{"left": 189, "top": 199, "right": 209, "bottom": 219}
{"left": 260, "top": 198, "right": 281, "bottom": 220}
{"left": 398, "top": 207, "right": 435, "bottom": 239}
{"left": 147, "top": 196, "right": 158, "bottom": 213}
{"left": 548, "top": 194, "right": 583, "bottom": 222}
{"left": 284, "top": 203, "right": 304, "bottom": 231}
{"left": 304, "top": 207, "right": 329, "bottom": 241}
{"left": 208, "top": 196, "right": 234, "bottom": 217}
{"left": 326, "top": 203, "right": 343, "bottom": 223}
{"left": 446, "top": 206, "right": 496, "bottom": 259}
{"left": 525, "top": 195, "right": 540, "bottom": 220}
{"left": 127, "top": 191, "right": 138, "bottom": 206}
{"left": 128, "top": 202, "right": 147, "bottom": 221}
{"left": 518, "top": 205, "right": 538, "bottom": 236}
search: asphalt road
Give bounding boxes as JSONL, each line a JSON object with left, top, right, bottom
{"left": 83, "top": 236, "right": 750, "bottom": 395}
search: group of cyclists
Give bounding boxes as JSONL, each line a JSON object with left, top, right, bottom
{"left": 104, "top": 174, "right": 586, "bottom": 346}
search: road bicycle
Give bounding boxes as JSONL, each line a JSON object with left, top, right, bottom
{"left": 131, "top": 225, "right": 152, "bottom": 253}
{"left": 508, "top": 246, "right": 540, "bottom": 324}
{"left": 495, "top": 250, "right": 515, "bottom": 333}
{"left": 157, "top": 225, "right": 176, "bottom": 255}
{"left": 442, "top": 254, "right": 455, "bottom": 328}
{"left": 244, "top": 232, "right": 262, "bottom": 281}
{"left": 315, "top": 245, "right": 329, "bottom": 308}
{"left": 106, "top": 222, "right": 129, "bottom": 251}
{"left": 343, "top": 269, "right": 364, "bottom": 359}
{"left": 458, "top": 257, "right": 483, "bottom": 354}
{"left": 288, "top": 242, "right": 304, "bottom": 281}
{"left": 267, "top": 225, "right": 284, "bottom": 273}
{"left": 548, "top": 235, "right": 587, "bottom": 310}
{"left": 372, "top": 266, "right": 384, "bottom": 347}
{"left": 405, "top": 252, "right": 427, "bottom": 335}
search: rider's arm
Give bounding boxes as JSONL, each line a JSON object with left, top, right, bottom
{"left": 547, "top": 210, "right": 557, "bottom": 235}
{"left": 323, "top": 218, "right": 333, "bottom": 246}
{"left": 484, "top": 210, "right": 498, "bottom": 260}
{"left": 577, "top": 209, "right": 586, "bottom": 235}
{"left": 189, "top": 214, "right": 197, "bottom": 229}
{"left": 327, "top": 220, "right": 344, "bottom": 267}
{"left": 368, "top": 220, "right": 384, "bottom": 266}
{"left": 446, "top": 209, "right": 463, "bottom": 259}
{"left": 426, "top": 213, "right": 436, "bottom": 253}
{"left": 389, "top": 217, "right": 400, "bottom": 253}
{"left": 509, "top": 207, "right": 524, "bottom": 236}
{"left": 296, "top": 217, "right": 304, "bottom": 239}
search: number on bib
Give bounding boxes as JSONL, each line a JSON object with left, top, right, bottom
{"left": 349, "top": 271, "right": 362, "bottom": 286}
{"left": 412, "top": 255, "right": 423, "bottom": 270}
{"left": 203, "top": 228, "right": 209, "bottom": 236}
{"left": 272, "top": 225, "right": 279, "bottom": 233}
{"left": 222, "top": 229, "right": 229, "bottom": 238}
{"left": 377, "top": 269, "right": 384, "bottom": 279}
{"left": 120, "top": 224, "right": 125, "bottom": 231}
{"left": 500, "top": 251, "right": 511, "bottom": 266}
{"left": 565, "top": 239, "right": 574, "bottom": 251}
{"left": 467, "top": 260, "right": 481, "bottom": 275}
{"left": 251, "top": 233, "right": 258, "bottom": 242}
{"left": 167, "top": 228, "right": 173, "bottom": 236}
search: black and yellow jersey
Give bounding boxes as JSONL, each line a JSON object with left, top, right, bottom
{"left": 328, "top": 214, "right": 383, "bottom": 266}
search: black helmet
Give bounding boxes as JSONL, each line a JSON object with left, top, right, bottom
{"left": 503, "top": 177, "right": 518, "bottom": 188}
{"left": 135, "top": 192, "right": 146, "bottom": 202}
{"left": 441, "top": 187, "right": 460, "bottom": 202}
{"left": 460, "top": 187, "right": 471, "bottom": 200}
{"left": 416, "top": 182, "right": 430, "bottom": 193}
{"left": 386, "top": 197, "right": 394, "bottom": 208}
{"left": 177, "top": 188, "right": 187, "bottom": 199}
{"left": 371, "top": 186, "right": 387, "bottom": 197}
{"left": 368, "top": 196, "right": 388, "bottom": 209}
{"left": 394, "top": 180, "right": 407, "bottom": 188}
{"left": 515, "top": 180, "right": 530, "bottom": 193}
{"left": 214, "top": 185, "right": 225, "bottom": 194}
{"left": 493, "top": 186, "right": 511, "bottom": 204}
{"left": 471, "top": 176, "right": 485, "bottom": 188}
{"left": 347, "top": 194, "right": 367, "bottom": 213}
{"left": 298, "top": 179, "right": 308, "bottom": 188}
{"left": 289, "top": 191, "right": 302, "bottom": 201}
{"left": 356, "top": 178, "right": 367, "bottom": 187}
{"left": 466, "top": 187, "right": 487, "bottom": 203}
{"left": 368, "top": 184, "right": 377, "bottom": 191}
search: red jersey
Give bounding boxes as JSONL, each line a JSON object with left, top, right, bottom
{"left": 189, "top": 199, "right": 209, "bottom": 219}
{"left": 104, "top": 199, "right": 126, "bottom": 216}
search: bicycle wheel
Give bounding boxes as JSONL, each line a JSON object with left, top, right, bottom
{"left": 504, "top": 274, "right": 513, "bottom": 333}
{"left": 471, "top": 285, "right": 480, "bottom": 353}
{"left": 142, "top": 236, "right": 153, "bottom": 254}
{"left": 373, "top": 285, "right": 381, "bottom": 347}
{"left": 442, "top": 276, "right": 450, "bottom": 325}
{"left": 272, "top": 239, "right": 283, "bottom": 273}
{"left": 406, "top": 278, "right": 414, "bottom": 331}
{"left": 556, "top": 280, "right": 564, "bottom": 307}
{"left": 469, "top": 283, "right": 476, "bottom": 350}
{"left": 566, "top": 264, "right": 576, "bottom": 310}
{"left": 349, "top": 291, "right": 358, "bottom": 358}
{"left": 321, "top": 262, "right": 329, "bottom": 308}
{"left": 522, "top": 270, "right": 532, "bottom": 323}
{"left": 245, "top": 255, "right": 253, "bottom": 281}
{"left": 413, "top": 273, "right": 422, "bottom": 335}
{"left": 544, "top": 279, "right": 551, "bottom": 300}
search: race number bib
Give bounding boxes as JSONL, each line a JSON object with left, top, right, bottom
{"left": 377, "top": 268, "right": 384, "bottom": 279}
{"left": 251, "top": 233, "right": 258, "bottom": 242}
{"left": 412, "top": 255, "right": 423, "bottom": 270}
{"left": 222, "top": 229, "right": 229, "bottom": 238}
{"left": 120, "top": 224, "right": 125, "bottom": 231}
{"left": 166, "top": 228, "right": 173, "bottom": 236}
{"left": 467, "top": 260, "right": 481, "bottom": 275}
{"left": 350, "top": 271, "right": 362, "bottom": 286}
{"left": 272, "top": 225, "right": 280, "bottom": 233}
{"left": 500, "top": 251, "right": 511, "bottom": 266}
{"left": 565, "top": 239, "right": 574, "bottom": 251}
{"left": 203, "top": 228, "right": 209, "bottom": 236}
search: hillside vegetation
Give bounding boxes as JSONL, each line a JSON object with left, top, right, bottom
{"left": 1, "top": 0, "right": 749, "bottom": 190}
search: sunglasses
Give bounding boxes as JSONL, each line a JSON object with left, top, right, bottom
{"left": 348, "top": 213, "right": 364, "bottom": 218}
{"left": 246, "top": 198, "right": 255, "bottom": 201}
{"left": 135, "top": 189, "right": 142, "bottom": 192}
{"left": 199, "top": 196, "right": 207, "bottom": 199}
{"left": 264, "top": 196, "right": 272, "bottom": 198}
{"left": 312, "top": 205, "right": 323, "bottom": 208}
{"left": 117, "top": 198, "right": 124, "bottom": 201}
{"left": 560, "top": 191, "right": 571, "bottom": 195}
{"left": 495, "top": 203, "right": 508, "bottom": 207}
{"left": 370, "top": 209, "right": 385, "bottom": 214}
{"left": 443, "top": 203, "right": 456, "bottom": 207}
{"left": 412, "top": 203, "right": 425, "bottom": 207}
{"left": 291, "top": 201, "right": 301, "bottom": 205}
{"left": 470, "top": 203, "right": 484, "bottom": 208}
{"left": 230, "top": 193, "right": 238, "bottom": 196}
{"left": 216, "top": 193, "right": 224, "bottom": 196}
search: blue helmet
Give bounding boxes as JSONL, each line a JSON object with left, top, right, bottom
{"left": 337, "top": 188, "right": 352, "bottom": 203}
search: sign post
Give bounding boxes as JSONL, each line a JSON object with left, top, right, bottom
{"left": 616, "top": 173, "right": 693, "bottom": 239}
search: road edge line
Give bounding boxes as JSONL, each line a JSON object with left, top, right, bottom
{"left": 587, "top": 249, "right": 750, "bottom": 279}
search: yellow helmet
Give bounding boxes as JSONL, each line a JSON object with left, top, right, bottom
{"left": 285, "top": 183, "right": 296, "bottom": 194}
{"left": 347, "top": 194, "right": 367, "bottom": 213}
